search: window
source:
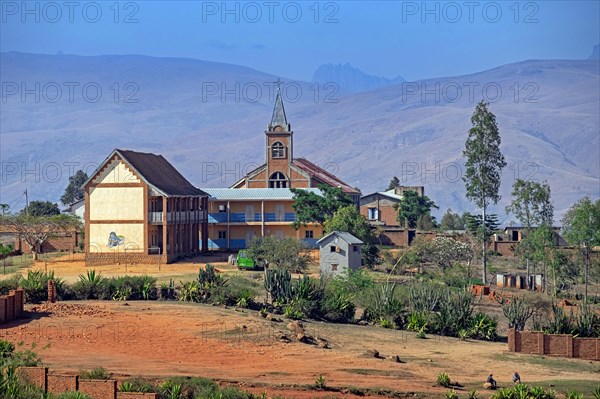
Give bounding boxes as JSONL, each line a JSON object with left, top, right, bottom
{"left": 331, "top": 264, "right": 338, "bottom": 271}
{"left": 218, "top": 204, "right": 226, "bottom": 213}
{"left": 218, "top": 231, "right": 227, "bottom": 239}
{"left": 271, "top": 141, "right": 286, "bottom": 158}
{"left": 367, "top": 207, "right": 379, "bottom": 220}
{"left": 353, "top": 245, "right": 358, "bottom": 252}
{"left": 305, "top": 230, "right": 313, "bottom": 238}
{"left": 330, "top": 245, "right": 336, "bottom": 253}
{"left": 269, "top": 172, "right": 288, "bottom": 188}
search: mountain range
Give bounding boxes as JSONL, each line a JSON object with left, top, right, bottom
{"left": 0, "top": 52, "right": 598, "bottom": 223}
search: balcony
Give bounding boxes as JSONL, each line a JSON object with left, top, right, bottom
{"left": 148, "top": 210, "right": 207, "bottom": 224}
{"left": 208, "top": 212, "right": 297, "bottom": 224}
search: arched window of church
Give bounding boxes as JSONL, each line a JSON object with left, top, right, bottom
{"left": 271, "top": 142, "right": 286, "bottom": 159}
{"left": 269, "top": 172, "right": 288, "bottom": 188}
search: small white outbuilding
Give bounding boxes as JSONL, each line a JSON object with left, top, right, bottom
{"left": 317, "top": 231, "right": 363, "bottom": 277}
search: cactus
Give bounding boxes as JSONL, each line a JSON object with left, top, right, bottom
{"left": 264, "top": 268, "right": 292, "bottom": 304}
{"left": 408, "top": 283, "right": 441, "bottom": 313}
{"left": 497, "top": 295, "right": 534, "bottom": 331}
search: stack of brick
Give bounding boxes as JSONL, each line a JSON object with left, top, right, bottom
{"left": 0, "top": 288, "right": 24, "bottom": 324}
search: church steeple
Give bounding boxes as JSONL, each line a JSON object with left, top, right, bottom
{"left": 268, "top": 85, "right": 290, "bottom": 132}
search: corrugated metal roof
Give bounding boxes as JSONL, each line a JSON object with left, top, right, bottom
{"left": 317, "top": 231, "right": 364, "bottom": 245}
{"left": 361, "top": 189, "right": 403, "bottom": 201}
{"left": 292, "top": 158, "right": 360, "bottom": 194}
{"left": 202, "top": 188, "right": 322, "bottom": 200}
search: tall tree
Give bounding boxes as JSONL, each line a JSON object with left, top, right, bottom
{"left": 561, "top": 197, "right": 600, "bottom": 302}
{"left": 440, "top": 208, "right": 465, "bottom": 230}
{"left": 463, "top": 101, "right": 507, "bottom": 284}
{"left": 324, "top": 205, "right": 380, "bottom": 267}
{"left": 0, "top": 204, "right": 9, "bottom": 216}
{"left": 61, "top": 170, "right": 89, "bottom": 205}
{"left": 291, "top": 185, "right": 353, "bottom": 227}
{"left": 246, "top": 236, "right": 310, "bottom": 273}
{"left": 387, "top": 176, "right": 400, "bottom": 190}
{"left": 21, "top": 201, "right": 60, "bottom": 217}
{"left": 506, "top": 179, "right": 554, "bottom": 281}
{"left": 394, "top": 190, "right": 438, "bottom": 229}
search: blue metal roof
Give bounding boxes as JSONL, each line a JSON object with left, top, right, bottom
{"left": 201, "top": 188, "right": 322, "bottom": 201}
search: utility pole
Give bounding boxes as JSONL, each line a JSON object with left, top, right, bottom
{"left": 24, "top": 189, "right": 29, "bottom": 215}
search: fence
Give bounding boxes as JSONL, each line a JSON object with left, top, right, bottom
{"left": 0, "top": 288, "right": 24, "bottom": 324}
{"left": 508, "top": 328, "right": 600, "bottom": 360}
{"left": 17, "top": 367, "right": 158, "bottom": 399}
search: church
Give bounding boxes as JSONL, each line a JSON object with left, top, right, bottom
{"left": 202, "top": 88, "right": 360, "bottom": 250}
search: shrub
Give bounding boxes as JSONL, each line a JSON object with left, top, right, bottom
{"left": 19, "top": 270, "right": 56, "bottom": 303}
{"left": 55, "top": 393, "right": 92, "bottom": 399}
{"left": 160, "top": 376, "right": 219, "bottom": 398}
{"left": 320, "top": 290, "right": 355, "bottom": 323}
{"left": 437, "top": 373, "right": 451, "bottom": 388}
{"left": 467, "top": 389, "right": 479, "bottom": 399}
{"left": 593, "top": 385, "right": 600, "bottom": 399}
{"left": 446, "top": 389, "right": 459, "bottom": 399}
{"left": 406, "top": 312, "right": 429, "bottom": 332}
{"left": 79, "top": 367, "right": 111, "bottom": 380}
{"left": 469, "top": 312, "right": 498, "bottom": 341}
{"left": 497, "top": 295, "right": 534, "bottom": 331}
{"left": 72, "top": 270, "right": 106, "bottom": 300}
{"left": 315, "top": 374, "right": 326, "bottom": 389}
{"left": 565, "top": 390, "right": 584, "bottom": 399}
{"left": 119, "top": 377, "right": 156, "bottom": 393}
{"left": 363, "top": 282, "right": 404, "bottom": 328}
{"left": 0, "top": 274, "right": 21, "bottom": 295}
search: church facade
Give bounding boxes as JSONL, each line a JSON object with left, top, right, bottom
{"left": 202, "top": 88, "right": 360, "bottom": 251}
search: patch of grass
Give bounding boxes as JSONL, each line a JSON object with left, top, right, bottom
{"left": 493, "top": 354, "right": 600, "bottom": 374}
{"left": 341, "top": 369, "right": 414, "bottom": 378}
{"left": 524, "top": 380, "right": 599, "bottom": 398}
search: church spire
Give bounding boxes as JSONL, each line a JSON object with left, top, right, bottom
{"left": 269, "top": 82, "right": 290, "bottom": 131}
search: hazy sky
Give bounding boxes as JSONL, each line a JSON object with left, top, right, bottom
{"left": 1, "top": 1, "right": 599, "bottom": 81}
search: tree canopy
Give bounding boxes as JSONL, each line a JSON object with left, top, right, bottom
{"left": 394, "top": 190, "right": 438, "bottom": 229}
{"left": 505, "top": 179, "right": 553, "bottom": 228}
{"left": 291, "top": 185, "right": 354, "bottom": 227}
{"left": 439, "top": 209, "right": 466, "bottom": 230}
{"left": 246, "top": 235, "right": 310, "bottom": 273}
{"left": 387, "top": 176, "right": 400, "bottom": 190}
{"left": 21, "top": 201, "right": 60, "bottom": 217}
{"left": 61, "top": 170, "right": 88, "bottom": 205}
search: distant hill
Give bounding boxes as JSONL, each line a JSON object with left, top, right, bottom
{"left": 0, "top": 52, "right": 598, "bottom": 222}
{"left": 313, "top": 63, "right": 405, "bottom": 93}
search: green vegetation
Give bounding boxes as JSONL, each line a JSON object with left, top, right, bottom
{"left": 79, "top": 367, "right": 111, "bottom": 380}
{"left": 437, "top": 372, "right": 451, "bottom": 387}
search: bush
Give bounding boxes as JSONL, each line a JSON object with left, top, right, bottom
{"left": 469, "top": 312, "right": 498, "bottom": 341}
{"left": 0, "top": 274, "right": 21, "bottom": 295}
{"left": 72, "top": 270, "right": 106, "bottom": 300}
{"left": 106, "top": 275, "right": 158, "bottom": 301}
{"left": 55, "top": 392, "right": 92, "bottom": 399}
{"left": 79, "top": 367, "right": 111, "bottom": 380}
{"left": 437, "top": 372, "right": 451, "bottom": 387}
{"left": 119, "top": 377, "right": 156, "bottom": 393}
{"left": 159, "top": 376, "right": 219, "bottom": 398}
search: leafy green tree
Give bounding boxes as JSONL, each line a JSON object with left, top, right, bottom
{"left": 439, "top": 209, "right": 465, "bottom": 230}
{"left": 463, "top": 101, "right": 507, "bottom": 284}
{"left": 61, "top": 170, "right": 88, "bottom": 205}
{"left": 465, "top": 213, "right": 499, "bottom": 242}
{"left": 561, "top": 197, "right": 600, "bottom": 302}
{"left": 324, "top": 205, "right": 380, "bottom": 267}
{"left": 505, "top": 179, "right": 553, "bottom": 227}
{"left": 394, "top": 190, "right": 438, "bottom": 229}
{"left": 21, "top": 201, "right": 60, "bottom": 217}
{"left": 387, "top": 176, "right": 400, "bottom": 190}
{"left": 506, "top": 179, "right": 554, "bottom": 281}
{"left": 425, "top": 237, "right": 473, "bottom": 271}
{"left": 291, "top": 185, "right": 353, "bottom": 227}
{"left": 0, "top": 214, "right": 80, "bottom": 260}
{"left": 247, "top": 236, "right": 310, "bottom": 273}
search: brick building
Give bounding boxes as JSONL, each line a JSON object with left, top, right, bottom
{"left": 202, "top": 87, "right": 359, "bottom": 251}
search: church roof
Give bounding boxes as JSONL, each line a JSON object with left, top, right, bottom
{"left": 269, "top": 87, "right": 289, "bottom": 130}
{"left": 203, "top": 188, "right": 322, "bottom": 200}
{"left": 292, "top": 158, "right": 360, "bottom": 194}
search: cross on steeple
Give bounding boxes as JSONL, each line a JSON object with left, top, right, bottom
{"left": 269, "top": 78, "right": 289, "bottom": 130}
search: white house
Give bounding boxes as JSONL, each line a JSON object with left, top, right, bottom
{"left": 317, "top": 231, "right": 363, "bottom": 277}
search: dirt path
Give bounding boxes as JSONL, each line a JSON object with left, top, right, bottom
{"left": 2, "top": 301, "right": 597, "bottom": 398}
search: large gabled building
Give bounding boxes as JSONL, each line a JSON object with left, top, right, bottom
{"left": 84, "top": 149, "right": 208, "bottom": 264}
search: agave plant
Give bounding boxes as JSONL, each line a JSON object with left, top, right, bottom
{"left": 178, "top": 280, "right": 200, "bottom": 302}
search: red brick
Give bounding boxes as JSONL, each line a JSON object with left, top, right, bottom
{"left": 0, "top": 296, "right": 6, "bottom": 323}
{"left": 118, "top": 393, "right": 158, "bottom": 399}
{"left": 5, "top": 294, "right": 14, "bottom": 322}
{"left": 79, "top": 379, "right": 117, "bottom": 399}
{"left": 48, "top": 374, "right": 79, "bottom": 394}
{"left": 17, "top": 367, "right": 48, "bottom": 390}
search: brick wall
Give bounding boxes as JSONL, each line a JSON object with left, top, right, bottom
{"left": 494, "top": 241, "right": 517, "bottom": 257}
{"left": 118, "top": 393, "right": 158, "bottom": 399}
{"left": 48, "top": 374, "right": 79, "bottom": 394}
{"left": 17, "top": 367, "right": 48, "bottom": 391}
{"left": 79, "top": 379, "right": 118, "bottom": 399}
{"left": 0, "top": 289, "right": 26, "bottom": 324}
{"left": 0, "top": 296, "right": 6, "bottom": 323}
{"left": 508, "top": 329, "right": 600, "bottom": 360}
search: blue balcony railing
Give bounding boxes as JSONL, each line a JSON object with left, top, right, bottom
{"left": 208, "top": 213, "right": 228, "bottom": 223}
{"left": 264, "top": 213, "right": 296, "bottom": 222}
